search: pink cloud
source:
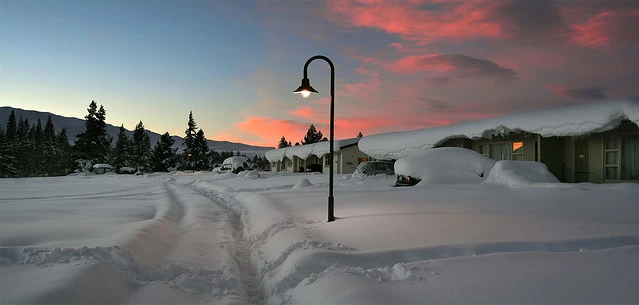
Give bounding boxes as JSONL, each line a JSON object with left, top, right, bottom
{"left": 391, "top": 54, "right": 518, "bottom": 80}
{"left": 547, "top": 83, "right": 607, "bottom": 100}
{"left": 286, "top": 105, "right": 317, "bottom": 119}
{"left": 327, "top": 0, "right": 505, "bottom": 44}
{"left": 570, "top": 10, "right": 639, "bottom": 49}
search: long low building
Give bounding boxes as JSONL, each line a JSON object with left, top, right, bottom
{"left": 358, "top": 97, "right": 639, "bottom": 183}
{"left": 265, "top": 138, "right": 369, "bottom": 174}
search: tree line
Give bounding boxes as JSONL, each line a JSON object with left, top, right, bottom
{"left": 0, "top": 101, "right": 269, "bottom": 177}
{"left": 276, "top": 124, "right": 363, "bottom": 149}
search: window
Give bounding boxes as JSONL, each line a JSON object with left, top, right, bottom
{"left": 604, "top": 135, "right": 639, "bottom": 181}
{"left": 512, "top": 142, "right": 524, "bottom": 160}
{"left": 480, "top": 142, "right": 524, "bottom": 161}
{"left": 604, "top": 137, "right": 619, "bottom": 180}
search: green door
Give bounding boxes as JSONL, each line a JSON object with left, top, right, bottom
{"left": 574, "top": 138, "right": 590, "bottom": 182}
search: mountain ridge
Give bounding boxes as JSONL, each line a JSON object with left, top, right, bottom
{"left": 0, "top": 106, "right": 273, "bottom": 156}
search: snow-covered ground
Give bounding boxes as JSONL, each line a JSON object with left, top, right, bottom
{"left": 1, "top": 171, "right": 639, "bottom": 304}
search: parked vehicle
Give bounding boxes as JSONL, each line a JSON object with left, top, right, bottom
{"left": 306, "top": 163, "right": 323, "bottom": 173}
{"left": 353, "top": 161, "right": 395, "bottom": 177}
{"left": 219, "top": 156, "right": 249, "bottom": 174}
{"left": 394, "top": 147, "right": 496, "bottom": 186}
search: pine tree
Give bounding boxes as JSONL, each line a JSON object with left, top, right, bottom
{"left": 277, "top": 136, "right": 290, "bottom": 148}
{"left": 0, "top": 130, "right": 17, "bottom": 178}
{"left": 183, "top": 111, "right": 198, "bottom": 170}
{"left": 302, "top": 124, "right": 324, "bottom": 145}
{"left": 13, "top": 118, "right": 32, "bottom": 176}
{"left": 111, "top": 125, "right": 132, "bottom": 170}
{"left": 75, "top": 101, "right": 112, "bottom": 165}
{"left": 194, "top": 129, "right": 210, "bottom": 170}
{"left": 151, "top": 132, "right": 177, "bottom": 172}
{"left": 132, "top": 121, "right": 152, "bottom": 172}
{"left": 54, "top": 129, "right": 74, "bottom": 175}
{"left": 5, "top": 110, "right": 17, "bottom": 141}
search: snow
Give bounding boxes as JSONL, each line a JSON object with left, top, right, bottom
{"left": 265, "top": 138, "right": 360, "bottom": 162}
{"left": 2, "top": 168, "right": 639, "bottom": 304}
{"left": 359, "top": 97, "right": 639, "bottom": 160}
{"left": 222, "top": 156, "right": 248, "bottom": 168}
{"left": 485, "top": 160, "right": 561, "bottom": 187}
{"left": 394, "top": 147, "right": 496, "bottom": 184}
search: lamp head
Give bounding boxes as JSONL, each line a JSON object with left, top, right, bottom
{"left": 293, "top": 77, "right": 318, "bottom": 98}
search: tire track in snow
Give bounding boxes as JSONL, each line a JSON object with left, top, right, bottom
{"left": 172, "top": 179, "right": 265, "bottom": 305}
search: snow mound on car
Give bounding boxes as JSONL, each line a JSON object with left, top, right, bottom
{"left": 485, "top": 161, "right": 560, "bottom": 187}
{"left": 394, "top": 147, "right": 496, "bottom": 184}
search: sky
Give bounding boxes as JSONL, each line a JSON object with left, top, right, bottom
{"left": 1, "top": 0, "right": 638, "bottom": 148}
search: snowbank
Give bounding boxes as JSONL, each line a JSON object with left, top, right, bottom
{"left": 360, "top": 97, "right": 639, "bottom": 160}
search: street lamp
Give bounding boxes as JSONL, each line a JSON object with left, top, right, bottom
{"left": 293, "top": 55, "right": 336, "bottom": 222}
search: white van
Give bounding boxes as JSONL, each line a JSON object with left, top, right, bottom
{"left": 219, "top": 156, "right": 249, "bottom": 174}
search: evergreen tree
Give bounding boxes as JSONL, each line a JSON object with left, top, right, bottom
{"left": 302, "top": 124, "right": 324, "bottom": 145}
{"left": 44, "top": 116, "right": 56, "bottom": 142}
{"left": 183, "top": 111, "right": 198, "bottom": 170}
{"left": 277, "top": 136, "right": 290, "bottom": 149}
{"left": 132, "top": 121, "right": 152, "bottom": 172}
{"left": 54, "top": 129, "right": 75, "bottom": 175}
{"left": 111, "top": 125, "right": 132, "bottom": 170}
{"left": 75, "top": 101, "right": 112, "bottom": 164}
{"left": 0, "top": 130, "right": 17, "bottom": 177}
{"left": 151, "top": 132, "right": 177, "bottom": 172}
{"left": 5, "top": 110, "right": 17, "bottom": 141}
{"left": 194, "top": 129, "right": 210, "bottom": 170}
{"left": 13, "top": 118, "right": 32, "bottom": 176}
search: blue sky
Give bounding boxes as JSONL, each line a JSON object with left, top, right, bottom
{"left": 2, "top": 0, "right": 638, "bottom": 147}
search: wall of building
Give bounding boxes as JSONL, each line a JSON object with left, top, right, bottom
{"left": 337, "top": 145, "right": 369, "bottom": 174}
{"left": 589, "top": 135, "right": 604, "bottom": 183}
{"left": 540, "top": 136, "right": 566, "bottom": 182}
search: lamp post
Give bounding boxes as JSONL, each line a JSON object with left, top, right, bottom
{"left": 293, "top": 55, "right": 335, "bottom": 222}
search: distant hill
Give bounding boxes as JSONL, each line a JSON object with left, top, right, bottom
{"left": 0, "top": 107, "right": 273, "bottom": 156}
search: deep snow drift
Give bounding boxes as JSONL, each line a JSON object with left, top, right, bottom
{"left": 1, "top": 171, "right": 639, "bottom": 304}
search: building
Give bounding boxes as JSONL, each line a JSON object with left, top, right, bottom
{"left": 358, "top": 98, "right": 639, "bottom": 183}
{"left": 265, "top": 138, "right": 369, "bottom": 175}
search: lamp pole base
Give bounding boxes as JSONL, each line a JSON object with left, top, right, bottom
{"left": 328, "top": 196, "right": 335, "bottom": 222}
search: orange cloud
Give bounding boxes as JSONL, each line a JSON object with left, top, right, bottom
{"left": 286, "top": 105, "right": 317, "bottom": 119}
{"left": 327, "top": 0, "right": 504, "bottom": 44}
{"left": 570, "top": 10, "right": 639, "bottom": 49}
{"left": 391, "top": 54, "right": 518, "bottom": 80}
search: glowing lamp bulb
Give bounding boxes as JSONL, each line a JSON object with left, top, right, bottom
{"left": 300, "top": 90, "right": 312, "bottom": 98}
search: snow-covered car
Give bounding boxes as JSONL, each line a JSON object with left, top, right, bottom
{"left": 92, "top": 163, "right": 113, "bottom": 174}
{"left": 394, "top": 147, "right": 496, "bottom": 186}
{"left": 219, "top": 156, "right": 249, "bottom": 174}
{"left": 353, "top": 161, "right": 395, "bottom": 177}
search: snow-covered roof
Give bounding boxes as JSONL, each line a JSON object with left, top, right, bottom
{"left": 265, "top": 138, "right": 361, "bottom": 162}
{"left": 92, "top": 164, "right": 113, "bottom": 169}
{"left": 359, "top": 97, "right": 639, "bottom": 160}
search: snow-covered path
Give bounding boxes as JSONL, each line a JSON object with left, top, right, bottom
{"left": 2, "top": 172, "right": 639, "bottom": 304}
{"left": 1, "top": 175, "right": 253, "bottom": 304}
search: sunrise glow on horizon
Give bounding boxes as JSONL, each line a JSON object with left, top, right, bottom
{"left": 1, "top": 0, "right": 638, "bottom": 148}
